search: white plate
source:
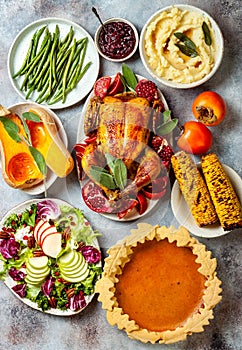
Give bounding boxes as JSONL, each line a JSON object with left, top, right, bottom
{"left": 76, "top": 74, "right": 170, "bottom": 221}
{"left": 171, "top": 164, "right": 242, "bottom": 238}
{"left": 8, "top": 17, "right": 100, "bottom": 109}
{"left": 139, "top": 4, "right": 224, "bottom": 89}
{"left": 0, "top": 198, "right": 101, "bottom": 316}
{"left": 5, "top": 102, "right": 67, "bottom": 195}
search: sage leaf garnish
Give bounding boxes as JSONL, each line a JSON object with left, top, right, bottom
{"left": 105, "top": 153, "right": 127, "bottom": 190}
{"left": 22, "top": 111, "right": 41, "bottom": 122}
{"left": 163, "top": 110, "right": 171, "bottom": 123}
{"left": 122, "top": 63, "right": 138, "bottom": 90}
{"left": 22, "top": 112, "right": 41, "bottom": 143}
{"left": 29, "top": 145, "right": 47, "bottom": 175}
{"left": 174, "top": 32, "right": 197, "bottom": 50}
{"left": 175, "top": 43, "right": 198, "bottom": 57}
{"left": 90, "top": 165, "right": 117, "bottom": 189}
{"left": 202, "top": 21, "right": 212, "bottom": 46}
{"left": 113, "top": 158, "right": 127, "bottom": 190}
{"left": 0, "top": 116, "right": 21, "bottom": 142}
{"left": 157, "top": 118, "right": 178, "bottom": 136}
{"left": 174, "top": 32, "right": 199, "bottom": 57}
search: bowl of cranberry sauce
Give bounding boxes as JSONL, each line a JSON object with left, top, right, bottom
{"left": 94, "top": 18, "right": 139, "bottom": 62}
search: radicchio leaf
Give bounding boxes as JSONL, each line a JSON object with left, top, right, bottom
{"left": 41, "top": 276, "right": 55, "bottom": 297}
{"left": 12, "top": 283, "right": 27, "bottom": 298}
{"left": 37, "top": 200, "right": 61, "bottom": 220}
{"left": 69, "top": 291, "right": 86, "bottom": 311}
{"left": 81, "top": 245, "right": 101, "bottom": 264}
{"left": 9, "top": 267, "right": 25, "bottom": 281}
{"left": 0, "top": 238, "right": 20, "bottom": 259}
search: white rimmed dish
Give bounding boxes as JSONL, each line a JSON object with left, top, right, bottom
{"left": 94, "top": 17, "right": 139, "bottom": 62}
{"left": 139, "top": 4, "right": 224, "bottom": 89}
{"left": 171, "top": 164, "right": 242, "bottom": 238}
{"left": 0, "top": 198, "right": 101, "bottom": 316}
{"left": 8, "top": 17, "right": 100, "bottom": 109}
{"left": 4, "top": 102, "right": 67, "bottom": 195}
{"left": 76, "top": 74, "right": 171, "bottom": 221}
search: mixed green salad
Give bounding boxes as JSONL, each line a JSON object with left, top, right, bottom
{"left": 0, "top": 199, "right": 102, "bottom": 313}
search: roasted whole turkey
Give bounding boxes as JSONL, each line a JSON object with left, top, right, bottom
{"left": 75, "top": 92, "right": 170, "bottom": 215}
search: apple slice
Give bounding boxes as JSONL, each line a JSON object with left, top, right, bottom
{"left": 39, "top": 225, "right": 57, "bottom": 247}
{"left": 36, "top": 221, "right": 51, "bottom": 245}
{"left": 33, "top": 220, "right": 46, "bottom": 242}
{"left": 58, "top": 250, "right": 77, "bottom": 267}
{"left": 42, "top": 232, "right": 62, "bottom": 258}
{"left": 27, "top": 256, "right": 49, "bottom": 269}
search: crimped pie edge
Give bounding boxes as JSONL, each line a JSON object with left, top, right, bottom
{"left": 95, "top": 223, "right": 222, "bottom": 344}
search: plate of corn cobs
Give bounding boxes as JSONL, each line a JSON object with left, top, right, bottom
{"left": 171, "top": 151, "right": 242, "bottom": 238}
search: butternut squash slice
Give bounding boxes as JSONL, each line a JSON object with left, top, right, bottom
{"left": 0, "top": 105, "right": 44, "bottom": 189}
{"left": 26, "top": 107, "right": 74, "bottom": 178}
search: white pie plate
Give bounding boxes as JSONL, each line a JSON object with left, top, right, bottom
{"left": 0, "top": 198, "right": 101, "bottom": 316}
{"left": 76, "top": 74, "right": 171, "bottom": 221}
{"left": 171, "top": 164, "right": 242, "bottom": 238}
{"left": 8, "top": 17, "right": 100, "bottom": 109}
{"left": 2, "top": 102, "right": 68, "bottom": 195}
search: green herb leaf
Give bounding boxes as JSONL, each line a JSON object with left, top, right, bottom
{"left": 157, "top": 118, "right": 179, "bottom": 136}
{"left": 105, "top": 153, "right": 127, "bottom": 190}
{"left": 175, "top": 43, "right": 198, "bottom": 58}
{"left": 174, "top": 32, "right": 197, "bottom": 50}
{"left": 122, "top": 63, "right": 138, "bottom": 90}
{"left": 29, "top": 145, "right": 47, "bottom": 175}
{"left": 202, "top": 21, "right": 212, "bottom": 46}
{"left": 163, "top": 110, "right": 171, "bottom": 123}
{"left": 22, "top": 111, "right": 41, "bottom": 122}
{"left": 113, "top": 158, "right": 127, "bottom": 190}
{"left": 90, "top": 165, "right": 116, "bottom": 189}
{"left": 0, "top": 116, "right": 21, "bottom": 142}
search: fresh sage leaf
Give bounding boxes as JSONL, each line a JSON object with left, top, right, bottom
{"left": 122, "top": 63, "right": 138, "bottom": 90}
{"left": 175, "top": 43, "right": 198, "bottom": 57}
{"left": 22, "top": 111, "right": 41, "bottom": 122}
{"left": 21, "top": 118, "right": 31, "bottom": 143}
{"left": 157, "top": 118, "right": 179, "bottom": 136}
{"left": 29, "top": 145, "right": 47, "bottom": 175}
{"left": 202, "top": 21, "right": 212, "bottom": 46}
{"left": 119, "top": 74, "right": 127, "bottom": 92}
{"left": 174, "top": 32, "right": 197, "bottom": 50}
{"left": 90, "top": 165, "right": 116, "bottom": 189}
{"left": 105, "top": 153, "right": 127, "bottom": 190}
{"left": 163, "top": 110, "right": 171, "bottom": 123}
{"left": 113, "top": 158, "right": 127, "bottom": 190}
{"left": 0, "top": 116, "right": 21, "bottom": 142}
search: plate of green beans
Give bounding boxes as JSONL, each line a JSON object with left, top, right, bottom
{"left": 8, "top": 17, "right": 100, "bottom": 109}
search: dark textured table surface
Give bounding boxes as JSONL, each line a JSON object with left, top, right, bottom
{"left": 0, "top": 1, "right": 241, "bottom": 349}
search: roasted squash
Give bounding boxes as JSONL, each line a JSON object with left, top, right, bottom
{"left": 0, "top": 106, "right": 44, "bottom": 189}
{"left": 26, "top": 107, "right": 74, "bottom": 178}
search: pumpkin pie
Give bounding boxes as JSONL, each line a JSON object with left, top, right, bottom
{"left": 95, "top": 224, "right": 222, "bottom": 344}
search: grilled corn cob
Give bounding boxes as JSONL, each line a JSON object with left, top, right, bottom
{"left": 171, "top": 151, "right": 218, "bottom": 227}
{"left": 201, "top": 154, "right": 242, "bottom": 231}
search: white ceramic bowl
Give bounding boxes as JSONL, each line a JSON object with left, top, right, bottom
{"left": 94, "top": 17, "right": 139, "bottom": 62}
{"left": 139, "top": 4, "right": 224, "bottom": 89}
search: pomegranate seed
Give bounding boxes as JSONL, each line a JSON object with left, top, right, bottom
{"left": 135, "top": 79, "right": 159, "bottom": 102}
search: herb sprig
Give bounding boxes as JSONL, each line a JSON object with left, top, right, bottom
{"left": 90, "top": 153, "right": 127, "bottom": 190}
{"left": 174, "top": 32, "right": 198, "bottom": 57}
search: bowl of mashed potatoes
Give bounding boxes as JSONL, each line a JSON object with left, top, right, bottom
{"left": 139, "top": 5, "right": 224, "bottom": 88}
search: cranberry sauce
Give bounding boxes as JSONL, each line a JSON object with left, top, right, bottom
{"left": 98, "top": 21, "right": 136, "bottom": 59}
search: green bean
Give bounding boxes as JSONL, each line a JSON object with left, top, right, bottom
{"left": 30, "top": 26, "right": 47, "bottom": 60}
{"left": 62, "top": 39, "right": 76, "bottom": 103}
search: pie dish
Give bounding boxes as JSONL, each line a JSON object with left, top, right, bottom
{"left": 95, "top": 223, "right": 222, "bottom": 344}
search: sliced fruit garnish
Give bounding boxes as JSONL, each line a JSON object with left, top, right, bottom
{"left": 93, "top": 76, "right": 111, "bottom": 99}
{"left": 108, "top": 73, "right": 124, "bottom": 95}
{"left": 82, "top": 180, "right": 114, "bottom": 213}
{"left": 142, "top": 175, "right": 168, "bottom": 200}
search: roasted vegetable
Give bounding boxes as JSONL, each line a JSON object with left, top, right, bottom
{"left": 201, "top": 154, "right": 242, "bottom": 231}
{"left": 171, "top": 151, "right": 218, "bottom": 227}
{"left": 0, "top": 106, "right": 44, "bottom": 189}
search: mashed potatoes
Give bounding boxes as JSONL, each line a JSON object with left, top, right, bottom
{"left": 144, "top": 7, "right": 217, "bottom": 84}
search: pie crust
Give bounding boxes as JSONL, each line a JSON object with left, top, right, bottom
{"left": 95, "top": 224, "right": 222, "bottom": 344}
